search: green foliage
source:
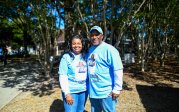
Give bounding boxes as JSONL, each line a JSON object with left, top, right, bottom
{"left": 0, "top": 0, "right": 178, "bottom": 71}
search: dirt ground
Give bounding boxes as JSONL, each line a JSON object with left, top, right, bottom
{"left": 0, "top": 56, "right": 179, "bottom": 112}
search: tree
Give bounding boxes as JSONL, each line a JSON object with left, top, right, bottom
{"left": 1, "top": 0, "right": 178, "bottom": 74}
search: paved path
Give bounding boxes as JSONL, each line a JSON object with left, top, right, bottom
{"left": 0, "top": 80, "right": 22, "bottom": 109}
{"left": 0, "top": 60, "right": 41, "bottom": 110}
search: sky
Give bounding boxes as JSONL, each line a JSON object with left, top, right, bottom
{"left": 53, "top": 7, "right": 65, "bottom": 29}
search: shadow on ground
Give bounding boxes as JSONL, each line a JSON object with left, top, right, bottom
{"left": 0, "top": 58, "right": 59, "bottom": 97}
{"left": 124, "top": 55, "right": 179, "bottom": 87}
{"left": 136, "top": 85, "right": 179, "bottom": 112}
{"left": 49, "top": 99, "right": 64, "bottom": 112}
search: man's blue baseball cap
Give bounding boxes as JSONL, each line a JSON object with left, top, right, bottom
{"left": 90, "top": 26, "right": 103, "bottom": 34}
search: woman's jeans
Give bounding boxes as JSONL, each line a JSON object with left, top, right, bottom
{"left": 62, "top": 91, "right": 88, "bottom": 112}
{"left": 90, "top": 96, "right": 117, "bottom": 112}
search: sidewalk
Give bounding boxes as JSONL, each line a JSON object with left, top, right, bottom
{"left": 0, "top": 80, "right": 22, "bottom": 109}
{"left": 0, "top": 62, "right": 21, "bottom": 109}
{"left": 0, "top": 59, "right": 42, "bottom": 110}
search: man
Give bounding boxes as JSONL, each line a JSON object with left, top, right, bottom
{"left": 87, "top": 26, "right": 123, "bottom": 112}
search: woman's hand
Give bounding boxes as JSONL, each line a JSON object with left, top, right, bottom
{"left": 109, "top": 92, "right": 120, "bottom": 100}
{"left": 66, "top": 94, "right": 74, "bottom": 105}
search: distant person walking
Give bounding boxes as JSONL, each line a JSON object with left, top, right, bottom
{"left": 58, "top": 34, "right": 88, "bottom": 112}
{"left": 87, "top": 26, "right": 123, "bottom": 112}
{"left": 2, "top": 46, "right": 8, "bottom": 66}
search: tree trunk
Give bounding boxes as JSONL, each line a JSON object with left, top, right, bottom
{"left": 177, "top": 45, "right": 179, "bottom": 63}
{"left": 141, "top": 32, "right": 145, "bottom": 72}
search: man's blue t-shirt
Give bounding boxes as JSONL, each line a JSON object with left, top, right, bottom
{"left": 87, "top": 42, "right": 123, "bottom": 98}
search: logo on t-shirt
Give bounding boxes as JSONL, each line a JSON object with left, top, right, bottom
{"left": 88, "top": 54, "right": 95, "bottom": 67}
{"left": 78, "top": 61, "right": 86, "bottom": 73}
{"left": 75, "top": 61, "right": 87, "bottom": 81}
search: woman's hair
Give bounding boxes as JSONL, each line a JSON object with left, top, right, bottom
{"left": 63, "top": 34, "right": 87, "bottom": 60}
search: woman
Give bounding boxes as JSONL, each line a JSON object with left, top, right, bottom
{"left": 58, "top": 34, "right": 88, "bottom": 112}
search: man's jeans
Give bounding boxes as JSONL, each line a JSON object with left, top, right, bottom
{"left": 62, "top": 91, "right": 87, "bottom": 112}
{"left": 90, "top": 96, "right": 117, "bottom": 112}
